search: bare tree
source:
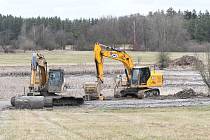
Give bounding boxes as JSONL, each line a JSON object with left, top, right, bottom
{"left": 17, "top": 23, "right": 35, "bottom": 52}
{"left": 18, "top": 24, "right": 59, "bottom": 50}
{"left": 55, "top": 30, "right": 66, "bottom": 50}
{"left": 18, "top": 36, "right": 35, "bottom": 52}
{"left": 196, "top": 46, "right": 210, "bottom": 96}
{"left": 0, "top": 30, "right": 12, "bottom": 53}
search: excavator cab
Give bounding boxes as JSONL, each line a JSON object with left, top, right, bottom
{"left": 48, "top": 69, "right": 64, "bottom": 93}
{"left": 130, "top": 66, "right": 163, "bottom": 88}
{"left": 130, "top": 67, "right": 151, "bottom": 86}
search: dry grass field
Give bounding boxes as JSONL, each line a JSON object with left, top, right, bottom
{"left": 1, "top": 106, "right": 210, "bottom": 140}
{"left": 0, "top": 51, "right": 206, "bottom": 66}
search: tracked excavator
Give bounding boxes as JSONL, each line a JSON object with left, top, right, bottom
{"left": 11, "top": 52, "right": 84, "bottom": 109}
{"left": 84, "top": 43, "right": 163, "bottom": 100}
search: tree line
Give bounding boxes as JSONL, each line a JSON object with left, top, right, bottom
{"left": 0, "top": 8, "right": 210, "bottom": 52}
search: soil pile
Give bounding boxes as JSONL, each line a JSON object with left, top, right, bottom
{"left": 169, "top": 55, "right": 203, "bottom": 67}
{"left": 174, "top": 88, "right": 197, "bottom": 99}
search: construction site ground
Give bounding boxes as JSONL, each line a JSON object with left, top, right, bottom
{"left": 1, "top": 54, "right": 210, "bottom": 139}
{"left": 0, "top": 64, "right": 210, "bottom": 109}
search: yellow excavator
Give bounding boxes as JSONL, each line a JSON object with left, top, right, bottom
{"left": 11, "top": 52, "right": 84, "bottom": 109}
{"left": 84, "top": 43, "right": 163, "bottom": 100}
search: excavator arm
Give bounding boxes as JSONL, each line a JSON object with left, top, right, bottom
{"left": 30, "top": 52, "right": 47, "bottom": 91}
{"left": 94, "top": 43, "right": 134, "bottom": 83}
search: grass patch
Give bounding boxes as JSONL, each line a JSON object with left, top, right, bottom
{"left": 0, "top": 51, "right": 206, "bottom": 66}
{"left": 0, "top": 106, "right": 210, "bottom": 140}
{"left": 106, "top": 105, "right": 210, "bottom": 113}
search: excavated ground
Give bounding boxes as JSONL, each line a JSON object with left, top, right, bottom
{"left": 0, "top": 65, "right": 210, "bottom": 109}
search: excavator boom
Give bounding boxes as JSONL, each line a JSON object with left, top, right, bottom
{"left": 94, "top": 43, "right": 134, "bottom": 82}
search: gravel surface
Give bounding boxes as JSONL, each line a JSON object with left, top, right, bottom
{"left": 0, "top": 66, "right": 209, "bottom": 109}
{"left": 83, "top": 98, "right": 210, "bottom": 108}
{"left": 1, "top": 98, "right": 210, "bottom": 110}
{"left": 0, "top": 100, "right": 10, "bottom": 110}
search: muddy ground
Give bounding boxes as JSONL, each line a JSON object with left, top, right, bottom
{"left": 0, "top": 65, "right": 210, "bottom": 109}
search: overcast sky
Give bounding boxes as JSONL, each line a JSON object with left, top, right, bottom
{"left": 0, "top": 0, "right": 209, "bottom": 19}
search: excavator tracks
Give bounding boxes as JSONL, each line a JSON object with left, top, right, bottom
{"left": 114, "top": 87, "right": 160, "bottom": 99}
{"left": 11, "top": 95, "right": 84, "bottom": 109}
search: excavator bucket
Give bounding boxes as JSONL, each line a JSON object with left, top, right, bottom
{"left": 83, "top": 82, "right": 104, "bottom": 100}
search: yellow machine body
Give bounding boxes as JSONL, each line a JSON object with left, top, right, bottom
{"left": 84, "top": 43, "right": 163, "bottom": 100}
{"left": 147, "top": 70, "right": 163, "bottom": 87}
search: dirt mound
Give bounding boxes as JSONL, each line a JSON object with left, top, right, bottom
{"left": 174, "top": 88, "right": 197, "bottom": 99}
{"left": 148, "top": 89, "right": 199, "bottom": 100}
{"left": 169, "top": 55, "right": 203, "bottom": 67}
{"left": 148, "top": 88, "right": 207, "bottom": 100}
